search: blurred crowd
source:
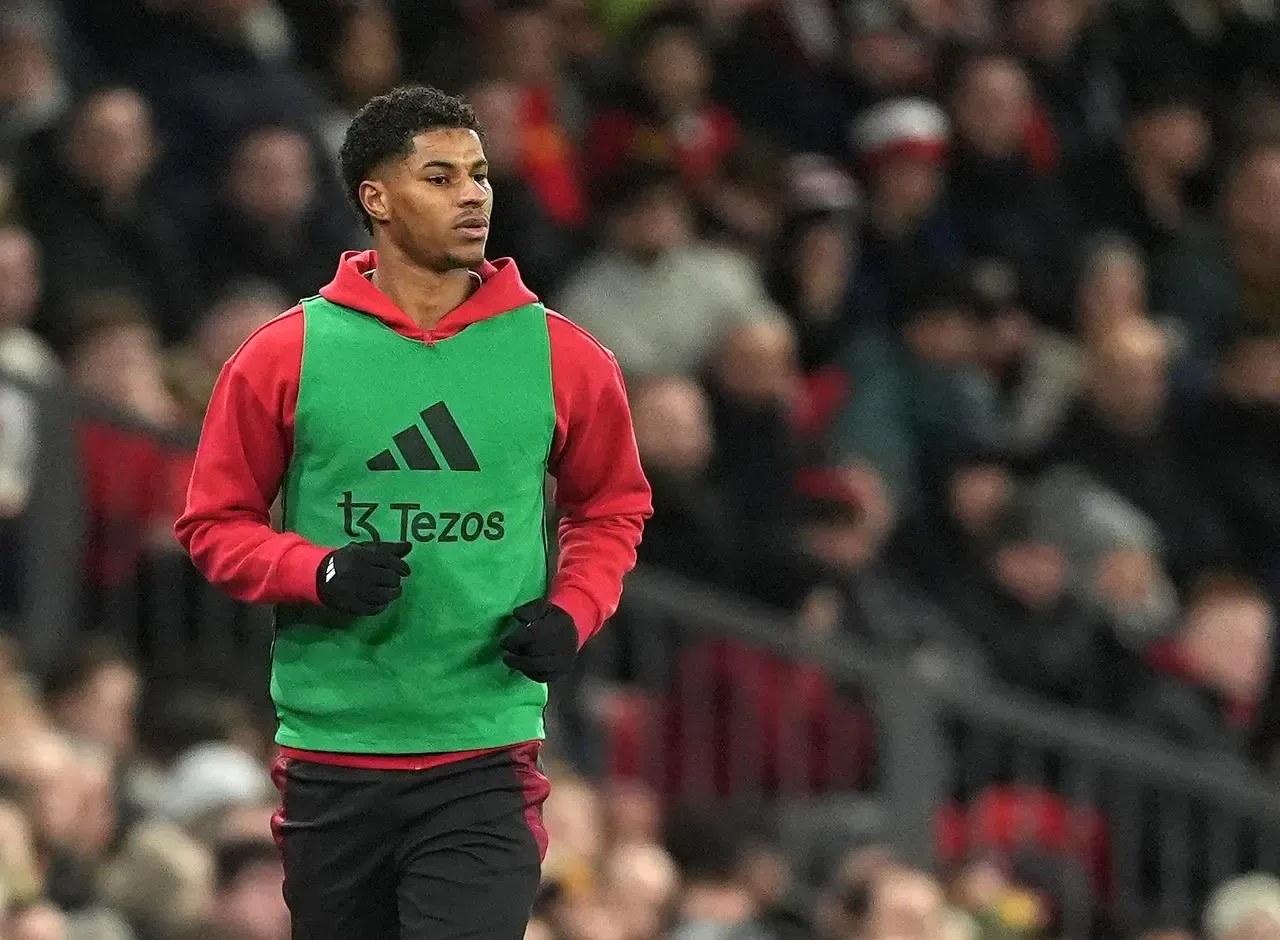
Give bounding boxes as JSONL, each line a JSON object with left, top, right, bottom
{"left": 2, "top": 0, "right": 1280, "bottom": 937}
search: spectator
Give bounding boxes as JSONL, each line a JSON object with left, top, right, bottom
{"left": 66, "top": 297, "right": 177, "bottom": 428}
{"left": 1204, "top": 873, "right": 1280, "bottom": 940}
{"left": 205, "top": 839, "right": 288, "bottom": 940}
{"left": 1155, "top": 144, "right": 1280, "bottom": 358}
{"left": 849, "top": 97, "right": 962, "bottom": 328}
{"left": 96, "top": 822, "right": 214, "bottom": 940}
{"left": 165, "top": 279, "right": 286, "bottom": 424}
{"left": 18, "top": 88, "right": 199, "bottom": 347}
{"left": 1003, "top": 0, "right": 1123, "bottom": 163}
{"left": 312, "top": 1, "right": 403, "bottom": 161}
{"left": 41, "top": 640, "right": 139, "bottom": 764}
{"left": 630, "top": 375, "right": 741, "bottom": 590}
{"left": 585, "top": 9, "right": 740, "bottom": 201}
{"left": 1042, "top": 318, "right": 1237, "bottom": 589}
{"left": 0, "top": 7, "right": 71, "bottom": 166}
{"left": 466, "top": 74, "right": 577, "bottom": 296}
{"left": 556, "top": 159, "right": 790, "bottom": 379}
{"left": 0, "top": 225, "right": 57, "bottom": 384}
{"left": 485, "top": 0, "right": 588, "bottom": 230}
{"left": 1067, "top": 76, "right": 1213, "bottom": 264}
{"left": 945, "top": 50, "right": 1077, "bottom": 325}
{"left": 196, "top": 124, "right": 360, "bottom": 303}
{"left": 765, "top": 154, "right": 864, "bottom": 369}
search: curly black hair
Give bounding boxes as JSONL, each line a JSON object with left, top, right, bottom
{"left": 339, "top": 85, "right": 483, "bottom": 233}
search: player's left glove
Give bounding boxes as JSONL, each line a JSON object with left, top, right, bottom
{"left": 500, "top": 600, "right": 578, "bottom": 683}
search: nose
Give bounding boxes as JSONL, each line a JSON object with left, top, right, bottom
{"left": 459, "top": 178, "right": 487, "bottom": 205}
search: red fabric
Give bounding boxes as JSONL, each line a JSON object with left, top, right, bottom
{"left": 793, "top": 367, "right": 849, "bottom": 439}
{"left": 604, "top": 639, "right": 873, "bottom": 799}
{"left": 1146, "top": 640, "right": 1258, "bottom": 727}
{"left": 518, "top": 85, "right": 586, "bottom": 227}
{"left": 511, "top": 741, "right": 552, "bottom": 861}
{"left": 936, "top": 786, "right": 1111, "bottom": 899}
{"left": 269, "top": 753, "right": 289, "bottom": 852}
{"left": 277, "top": 743, "right": 517, "bottom": 772}
{"left": 80, "top": 422, "right": 194, "bottom": 587}
{"left": 175, "top": 250, "right": 651, "bottom": 649}
{"left": 584, "top": 106, "right": 740, "bottom": 193}
{"left": 1025, "top": 104, "right": 1059, "bottom": 174}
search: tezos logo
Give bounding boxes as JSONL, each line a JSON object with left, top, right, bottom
{"left": 338, "top": 491, "right": 505, "bottom": 544}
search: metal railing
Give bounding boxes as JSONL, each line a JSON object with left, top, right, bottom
{"left": 5, "top": 367, "right": 1280, "bottom": 936}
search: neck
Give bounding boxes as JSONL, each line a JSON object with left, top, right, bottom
{"left": 371, "top": 241, "right": 478, "bottom": 330}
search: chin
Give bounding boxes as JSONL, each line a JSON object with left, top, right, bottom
{"left": 445, "top": 245, "right": 487, "bottom": 269}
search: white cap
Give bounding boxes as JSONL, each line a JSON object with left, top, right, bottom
{"left": 850, "top": 97, "right": 950, "bottom": 164}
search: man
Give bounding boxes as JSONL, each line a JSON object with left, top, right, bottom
{"left": 175, "top": 86, "right": 652, "bottom": 939}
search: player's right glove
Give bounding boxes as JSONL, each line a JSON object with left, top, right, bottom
{"left": 315, "top": 541, "right": 412, "bottom": 616}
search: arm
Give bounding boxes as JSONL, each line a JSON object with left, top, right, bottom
{"left": 174, "top": 309, "right": 330, "bottom": 605}
{"left": 545, "top": 312, "right": 653, "bottom": 646}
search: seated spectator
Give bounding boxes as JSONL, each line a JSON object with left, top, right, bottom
{"left": 1154, "top": 145, "right": 1280, "bottom": 360}
{"left": 166, "top": 280, "right": 285, "bottom": 424}
{"left": 17, "top": 88, "right": 199, "bottom": 346}
{"left": 1180, "top": 326, "right": 1280, "bottom": 588}
{"left": 41, "top": 639, "right": 139, "bottom": 764}
{"left": 1136, "top": 578, "right": 1275, "bottom": 754}
{"left": 630, "top": 375, "right": 741, "bottom": 591}
{"left": 1067, "top": 75, "right": 1212, "bottom": 264}
{"left": 765, "top": 154, "right": 864, "bottom": 370}
{"left": 96, "top": 821, "right": 214, "bottom": 940}
{"left": 196, "top": 124, "right": 362, "bottom": 303}
{"left": 585, "top": 9, "right": 740, "bottom": 200}
{"left": 485, "top": 0, "right": 588, "bottom": 230}
{"left": 945, "top": 49, "right": 1077, "bottom": 326}
{"left": 466, "top": 73, "right": 577, "bottom": 297}
{"left": 1204, "top": 873, "right": 1280, "bottom": 940}
{"left": 556, "top": 159, "right": 790, "bottom": 379}
{"left": 0, "top": 7, "right": 70, "bottom": 166}
{"left": 67, "top": 296, "right": 177, "bottom": 428}
{"left": 205, "top": 839, "right": 288, "bottom": 940}
{"left": 848, "top": 97, "right": 963, "bottom": 329}
{"left": 0, "top": 225, "right": 57, "bottom": 385}
{"left": 598, "top": 842, "right": 680, "bottom": 940}
{"left": 1042, "top": 318, "right": 1237, "bottom": 590}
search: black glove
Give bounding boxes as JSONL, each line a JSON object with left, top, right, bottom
{"left": 316, "top": 541, "right": 412, "bottom": 616}
{"left": 500, "top": 600, "right": 578, "bottom": 683}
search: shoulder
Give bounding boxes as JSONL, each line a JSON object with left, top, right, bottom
{"left": 545, "top": 308, "right": 620, "bottom": 370}
{"left": 225, "top": 305, "right": 305, "bottom": 376}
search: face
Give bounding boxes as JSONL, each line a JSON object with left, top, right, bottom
{"left": 1181, "top": 589, "right": 1274, "bottom": 701}
{"left": 333, "top": 3, "right": 400, "bottom": 101}
{"left": 1223, "top": 338, "right": 1280, "bottom": 404}
{"left": 903, "top": 307, "right": 979, "bottom": 366}
{"left": 948, "top": 464, "right": 1012, "bottom": 535}
{"left": 70, "top": 322, "right": 174, "bottom": 426}
{"left": 220, "top": 858, "right": 290, "bottom": 940}
{"left": 66, "top": 89, "right": 155, "bottom": 199}
{"left": 362, "top": 128, "right": 493, "bottom": 272}
{"left": 1010, "top": 0, "right": 1084, "bottom": 61}
{"left": 631, "top": 376, "right": 713, "bottom": 475}
{"left": 197, "top": 299, "right": 276, "bottom": 370}
{"left": 867, "top": 869, "right": 947, "bottom": 940}
{"left": 52, "top": 661, "right": 139, "bottom": 760}
{"left": 467, "top": 80, "right": 523, "bottom": 171}
{"left": 1087, "top": 328, "right": 1169, "bottom": 432}
{"left": 1225, "top": 150, "right": 1280, "bottom": 283}
{"left": 637, "top": 29, "right": 710, "bottom": 113}
{"left": 497, "top": 9, "right": 560, "bottom": 86}
{"left": 1130, "top": 107, "right": 1211, "bottom": 176}
{"left": 614, "top": 185, "right": 693, "bottom": 260}
{"left": 872, "top": 156, "right": 943, "bottom": 225}
{"left": 0, "top": 227, "right": 40, "bottom": 329}
{"left": 953, "top": 57, "right": 1034, "bottom": 158}
{"left": 994, "top": 541, "right": 1066, "bottom": 609}
{"left": 230, "top": 128, "right": 316, "bottom": 224}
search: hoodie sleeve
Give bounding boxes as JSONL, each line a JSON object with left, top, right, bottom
{"left": 174, "top": 308, "right": 331, "bottom": 605}
{"left": 545, "top": 312, "right": 653, "bottom": 646}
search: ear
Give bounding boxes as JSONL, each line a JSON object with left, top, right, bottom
{"left": 359, "top": 179, "right": 391, "bottom": 226}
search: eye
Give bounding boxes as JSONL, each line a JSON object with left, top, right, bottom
{"left": 473, "top": 173, "right": 489, "bottom": 184}
{"left": 427, "top": 176, "right": 448, "bottom": 185}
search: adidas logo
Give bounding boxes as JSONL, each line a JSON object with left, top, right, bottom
{"left": 366, "top": 402, "right": 480, "bottom": 472}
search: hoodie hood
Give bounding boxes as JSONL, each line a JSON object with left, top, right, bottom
{"left": 318, "top": 250, "right": 540, "bottom": 343}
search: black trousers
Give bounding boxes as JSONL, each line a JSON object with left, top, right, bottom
{"left": 271, "top": 744, "right": 549, "bottom": 940}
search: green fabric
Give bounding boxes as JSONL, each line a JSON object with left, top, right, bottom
{"left": 274, "top": 296, "right": 556, "bottom": 753}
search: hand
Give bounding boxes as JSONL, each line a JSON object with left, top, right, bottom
{"left": 500, "top": 600, "right": 578, "bottom": 683}
{"left": 316, "top": 541, "right": 412, "bottom": 616}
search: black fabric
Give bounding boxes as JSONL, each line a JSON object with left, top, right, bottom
{"left": 278, "top": 749, "right": 544, "bottom": 940}
{"left": 500, "top": 600, "right": 578, "bottom": 683}
{"left": 315, "top": 541, "right": 412, "bottom": 616}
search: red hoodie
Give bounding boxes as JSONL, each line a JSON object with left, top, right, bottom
{"left": 176, "top": 251, "right": 652, "bottom": 769}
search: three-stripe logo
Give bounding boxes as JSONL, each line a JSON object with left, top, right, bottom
{"left": 365, "top": 402, "right": 480, "bottom": 472}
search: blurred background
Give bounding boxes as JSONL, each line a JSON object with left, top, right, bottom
{"left": 2, "top": 0, "right": 1280, "bottom": 938}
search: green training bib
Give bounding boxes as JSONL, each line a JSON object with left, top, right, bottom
{"left": 273, "top": 296, "right": 555, "bottom": 753}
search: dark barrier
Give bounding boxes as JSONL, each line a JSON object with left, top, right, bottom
{"left": 6, "top": 368, "right": 1280, "bottom": 934}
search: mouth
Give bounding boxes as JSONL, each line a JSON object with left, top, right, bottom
{"left": 454, "top": 217, "right": 489, "bottom": 238}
